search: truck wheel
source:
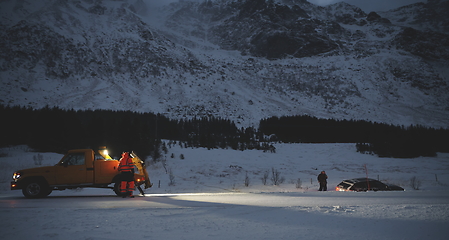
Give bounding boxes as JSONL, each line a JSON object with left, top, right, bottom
{"left": 113, "top": 182, "right": 121, "bottom": 196}
{"left": 22, "top": 181, "right": 49, "bottom": 198}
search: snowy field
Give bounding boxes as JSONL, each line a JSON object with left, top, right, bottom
{"left": 1, "top": 143, "right": 449, "bottom": 240}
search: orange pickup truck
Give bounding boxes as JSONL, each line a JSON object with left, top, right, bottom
{"left": 11, "top": 147, "right": 152, "bottom": 198}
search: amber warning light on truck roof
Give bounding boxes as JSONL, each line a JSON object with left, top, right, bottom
{"left": 98, "top": 146, "right": 112, "bottom": 159}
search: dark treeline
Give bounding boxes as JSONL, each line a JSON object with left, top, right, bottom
{"left": 259, "top": 115, "right": 449, "bottom": 158}
{"left": 1, "top": 105, "right": 448, "bottom": 159}
{"left": 0, "top": 105, "right": 267, "bottom": 159}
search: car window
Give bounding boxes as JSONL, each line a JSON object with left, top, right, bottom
{"left": 352, "top": 182, "right": 367, "bottom": 189}
{"left": 61, "top": 153, "right": 85, "bottom": 166}
{"left": 370, "top": 180, "right": 387, "bottom": 189}
{"left": 338, "top": 182, "right": 351, "bottom": 188}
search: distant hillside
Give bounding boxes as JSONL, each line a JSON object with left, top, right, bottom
{"left": 1, "top": 0, "right": 448, "bottom": 128}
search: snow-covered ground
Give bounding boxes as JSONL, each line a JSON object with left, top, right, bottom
{"left": 1, "top": 143, "right": 449, "bottom": 239}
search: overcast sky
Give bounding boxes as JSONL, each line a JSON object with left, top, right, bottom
{"left": 308, "top": 0, "right": 426, "bottom": 12}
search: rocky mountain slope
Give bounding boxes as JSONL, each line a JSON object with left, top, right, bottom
{"left": 1, "top": 0, "right": 448, "bottom": 128}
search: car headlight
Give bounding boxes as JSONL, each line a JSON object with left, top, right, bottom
{"left": 12, "top": 172, "right": 22, "bottom": 180}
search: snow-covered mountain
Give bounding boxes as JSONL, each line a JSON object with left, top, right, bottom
{"left": 1, "top": 0, "right": 448, "bottom": 128}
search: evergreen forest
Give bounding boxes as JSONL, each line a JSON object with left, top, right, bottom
{"left": 259, "top": 115, "right": 449, "bottom": 158}
{"left": 1, "top": 105, "right": 448, "bottom": 159}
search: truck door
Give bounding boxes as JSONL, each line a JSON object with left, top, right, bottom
{"left": 55, "top": 152, "right": 89, "bottom": 184}
{"left": 131, "top": 151, "right": 152, "bottom": 189}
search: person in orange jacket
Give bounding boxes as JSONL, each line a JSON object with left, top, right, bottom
{"left": 118, "top": 152, "right": 135, "bottom": 198}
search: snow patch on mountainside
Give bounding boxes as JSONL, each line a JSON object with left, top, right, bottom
{"left": 1, "top": 0, "right": 448, "bottom": 128}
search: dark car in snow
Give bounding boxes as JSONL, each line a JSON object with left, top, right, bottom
{"left": 336, "top": 178, "right": 404, "bottom": 192}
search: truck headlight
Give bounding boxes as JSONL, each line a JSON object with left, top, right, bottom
{"left": 12, "top": 172, "right": 22, "bottom": 180}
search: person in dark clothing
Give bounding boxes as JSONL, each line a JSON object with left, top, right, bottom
{"left": 317, "top": 171, "right": 328, "bottom": 191}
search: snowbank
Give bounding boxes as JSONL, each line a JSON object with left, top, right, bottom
{"left": 1, "top": 143, "right": 448, "bottom": 240}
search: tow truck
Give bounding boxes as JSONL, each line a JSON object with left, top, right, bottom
{"left": 11, "top": 147, "right": 152, "bottom": 198}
